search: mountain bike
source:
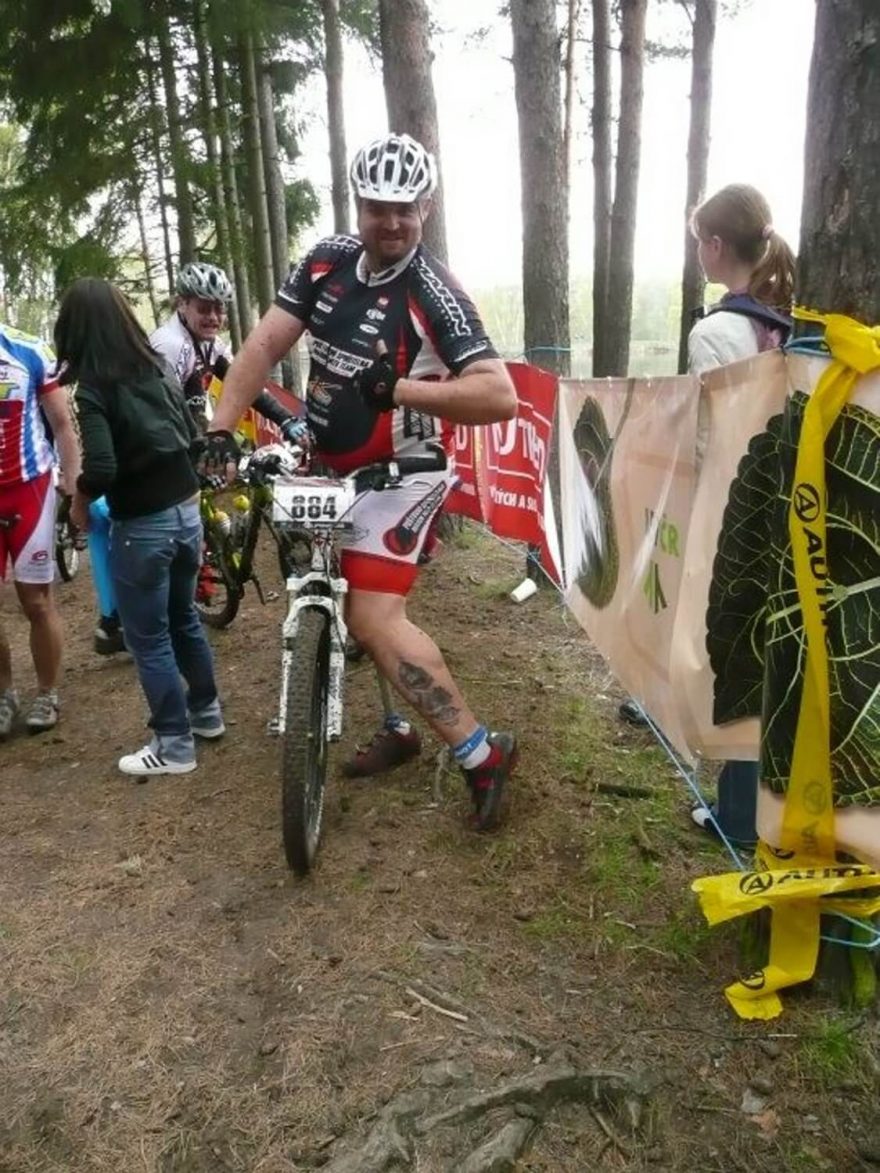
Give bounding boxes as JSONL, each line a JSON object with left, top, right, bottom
{"left": 263, "top": 442, "right": 448, "bottom": 875}
{"left": 54, "top": 491, "right": 85, "bottom": 582}
{"left": 196, "top": 458, "right": 297, "bottom": 628}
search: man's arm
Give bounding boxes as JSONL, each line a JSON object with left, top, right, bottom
{"left": 210, "top": 307, "right": 305, "bottom": 433}
{"left": 392, "top": 358, "right": 516, "bottom": 425}
{"left": 41, "top": 387, "right": 81, "bottom": 494}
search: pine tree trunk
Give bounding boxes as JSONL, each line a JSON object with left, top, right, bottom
{"left": 590, "top": 0, "right": 612, "bottom": 376}
{"left": 257, "top": 50, "right": 299, "bottom": 390}
{"left": 238, "top": 27, "right": 275, "bottom": 316}
{"left": 378, "top": 0, "right": 448, "bottom": 265}
{"left": 155, "top": 4, "right": 196, "bottom": 264}
{"left": 194, "top": 0, "right": 240, "bottom": 349}
{"left": 132, "top": 185, "right": 160, "bottom": 327}
{"left": 677, "top": 0, "right": 717, "bottom": 374}
{"left": 603, "top": 0, "right": 647, "bottom": 376}
{"left": 211, "top": 31, "right": 253, "bottom": 338}
{"left": 143, "top": 49, "right": 175, "bottom": 303}
{"left": 510, "top": 0, "right": 570, "bottom": 376}
{"left": 322, "top": 0, "right": 350, "bottom": 235}
{"left": 563, "top": 0, "right": 579, "bottom": 199}
{"left": 798, "top": 0, "right": 880, "bottom": 323}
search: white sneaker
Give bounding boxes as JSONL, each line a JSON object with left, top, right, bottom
{"left": 0, "top": 688, "right": 20, "bottom": 740}
{"left": 118, "top": 744, "right": 197, "bottom": 776}
{"left": 26, "top": 689, "right": 60, "bottom": 733}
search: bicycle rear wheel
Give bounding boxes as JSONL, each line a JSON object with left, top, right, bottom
{"left": 281, "top": 608, "right": 331, "bottom": 875}
{"left": 197, "top": 523, "right": 241, "bottom": 629}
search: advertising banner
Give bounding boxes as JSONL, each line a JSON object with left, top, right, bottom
{"left": 558, "top": 374, "right": 699, "bottom": 761}
{"left": 669, "top": 350, "right": 789, "bottom": 761}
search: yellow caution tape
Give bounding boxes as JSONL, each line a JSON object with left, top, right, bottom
{"left": 692, "top": 308, "right": 880, "bottom": 1019}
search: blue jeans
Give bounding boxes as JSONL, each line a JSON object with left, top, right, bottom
{"left": 110, "top": 500, "right": 218, "bottom": 744}
{"left": 714, "top": 760, "right": 759, "bottom": 846}
{"left": 88, "top": 496, "right": 116, "bottom": 618}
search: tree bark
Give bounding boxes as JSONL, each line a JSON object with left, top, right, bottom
{"left": 563, "top": 0, "right": 579, "bottom": 200}
{"left": 194, "top": 0, "right": 240, "bottom": 349}
{"left": 322, "top": 0, "right": 350, "bottom": 235}
{"left": 378, "top": 0, "right": 448, "bottom": 264}
{"left": 677, "top": 0, "right": 717, "bottom": 374}
{"left": 591, "top": 0, "right": 612, "bottom": 375}
{"left": 602, "top": 0, "right": 647, "bottom": 377}
{"left": 510, "top": 0, "right": 571, "bottom": 377}
{"left": 210, "top": 31, "right": 253, "bottom": 338}
{"left": 239, "top": 26, "right": 275, "bottom": 316}
{"left": 143, "top": 48, "right": 175, "bottom": 303}
{"left": 155, "top": 3, "right": 196, "bottom": 264}
{"left": 798, "top": 0, "right": 880, "bottom": 323}
{"left": 132, "top": 184, "right": 160, "bottom": 328}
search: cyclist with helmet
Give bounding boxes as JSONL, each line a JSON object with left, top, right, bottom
{"left": 207, "top": 133, "right": 518, "bottom": 832}
{"left": 84, "top": 262, "right": 306, "bottom": 653}
{"left": 0, "top": 321, "right": 80, "bottom": 738}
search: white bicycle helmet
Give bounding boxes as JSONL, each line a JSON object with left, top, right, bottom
{"left": 350, "top": 133, "right": 437, "bottom": 203}
{"left": 176, "top": 262, "right": 233, "bottom": 303}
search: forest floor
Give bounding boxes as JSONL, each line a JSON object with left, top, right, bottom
{"left": 1, "top": 527, "right": 878, "bottom": 1173}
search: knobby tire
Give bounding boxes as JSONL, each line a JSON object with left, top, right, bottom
{"left": 54, "top": 503, "right": 79, "bottom": 582}
{"left": 197, "top": 523, "right": 241, "bottom": 629}
{"left": 281, "top": 608, "right": 331, "bottom": 875}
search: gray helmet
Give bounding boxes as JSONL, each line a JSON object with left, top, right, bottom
{"left": 350, "top": 133, "right": 437, "bottom": 203}
{"left": 176, "top": 262, "right": 233, "bottom": 303}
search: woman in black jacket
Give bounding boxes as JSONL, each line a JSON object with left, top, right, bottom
{"left": 55, "top": 278, "right": 224, "bottom": 775}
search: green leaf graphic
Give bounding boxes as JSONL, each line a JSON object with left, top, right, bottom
{"left": 573, "top": 396, "right": 619, "bottom": 609}
{"left": 707, "top": 391, "right": 880, "bottom": 808}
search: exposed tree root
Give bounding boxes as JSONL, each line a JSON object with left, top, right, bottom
{"left": 322, "top": 1063, "right": 653, "bottom": 1172}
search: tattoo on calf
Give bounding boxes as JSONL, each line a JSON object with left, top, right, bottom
{"left": 398, "top": 660, "right": 460, "bottom": 726}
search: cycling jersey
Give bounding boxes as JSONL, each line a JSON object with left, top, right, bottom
{"left": 275, "top": 235, "right": 498, "bottom": 474}
{"left": 0, "top": 325, "right": 59, "bottom": 489}
{"left": 149, "top": 313, "right": 230, "bottom": 390}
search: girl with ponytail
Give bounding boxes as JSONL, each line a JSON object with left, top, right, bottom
{"left": 688, "top": 183, "right": 796, "bottom": 374}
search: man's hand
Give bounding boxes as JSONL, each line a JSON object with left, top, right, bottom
{"left": 354, "top": 341, "right": 399, "bottom": 413}
{"left": 192, "top": 429, "right": 240, "bottom": 487}
{"left": 69, "top": 490, "right": 89, "bottom": 534}
{"left": 280, "top": 416, "right": 308, "bottom": 445}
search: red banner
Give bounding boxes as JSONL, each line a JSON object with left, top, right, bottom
{"left": 445, "top": 363, "right": 561, "bottom": 585}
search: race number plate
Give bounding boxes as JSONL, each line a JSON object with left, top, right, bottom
{"left": 271, "top": 477, "right": 356, "bottom": 527}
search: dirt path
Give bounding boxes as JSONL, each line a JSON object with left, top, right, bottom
{"left": 0, "top": 531, "right": 875, "bottom": 1172}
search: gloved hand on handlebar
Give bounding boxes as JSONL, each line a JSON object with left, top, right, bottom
{"left": 280, "top": 416, "right": 309, "bottom": 445}
{"left": 353, "top": 341, "right": 399, "bottom": 413}
{"left": 192, "top": 429, "right": 240, "bottom": 488}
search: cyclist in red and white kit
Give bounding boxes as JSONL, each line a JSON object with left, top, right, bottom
{"left": 0, "top": 322, "right": 80, "bottom": 738}
{"left": 208, "top": 133, "right": 518, "bottom": 830}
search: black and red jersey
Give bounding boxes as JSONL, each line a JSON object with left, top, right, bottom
{"left": 275, "top": 235, "right": 498, "bottom": 473}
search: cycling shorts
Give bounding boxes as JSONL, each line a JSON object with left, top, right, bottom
{"left": 0, "top": 470, "right": 56, "bottom": 585}
{"left": 341, "top": 467, "right": 454, "bottom": 596}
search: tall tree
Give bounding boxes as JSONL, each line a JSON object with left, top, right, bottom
{"left": 194, "top": 0, "right": 241, "bottom": 347}
{"left": 211, "top": 29, "right": 254, "bottom": 337}
{"left": 677, "top": 0, "right": 717, "bottom": 373}
{"left": 257, "top": 49, "right": 290, "bottom": 291}
{"left": 510, "top": 0, "right": 571, "bottom": 376}
{"left": 798, "top": 0, "right": 880, "bottom": 323}
{"left": 591, "top": 0, "right": 613, "bottom": 375}
{"left": 322, "top": 0, "right": 351, "bottom": 234}
{"left": 601, "top": 0, "right": 647, "bottom": 376}
{"left": 155, "top": 6, "right": 196, "bottom": 264}
{"left": 239, "top": 26, "right": 275, "bottom": 315}
{"left": 378, "top": 0, "right": 448, "bottom": 264}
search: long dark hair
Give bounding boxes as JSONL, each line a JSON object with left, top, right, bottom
{"left": 691, "top": 184, "right": 796, "bottom": 311}
{"left": 54, "top": 278, "right": 161, "bottom": 386}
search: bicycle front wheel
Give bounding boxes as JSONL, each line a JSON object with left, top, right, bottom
{"left": 281, "top": 608, "right": 331, "bottom": 875}
{"left": 197, "top": 523, "right": 241, "bottom": 629}
{"left": 54, "top": 505, "right": 79, "bottom": 582}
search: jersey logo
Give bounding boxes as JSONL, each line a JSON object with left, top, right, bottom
{"left": 0, "top": 381, "right": 16, "bottom": 400}
{"left": 382, "top": 482, "right": 446, "bottom": 556}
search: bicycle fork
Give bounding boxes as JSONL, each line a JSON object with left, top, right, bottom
{"left": 277, "top": 571, "right": 349, "bottom": 739}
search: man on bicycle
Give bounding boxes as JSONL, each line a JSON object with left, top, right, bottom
{"left": 0, "top": 322, "right": 80, "bottom": 737}
{"left": 208, "top": 133, "right": 518, "bottom": 830}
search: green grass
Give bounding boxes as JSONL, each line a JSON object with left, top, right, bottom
{"left": 800, "top": 1016, "right": 863, "bottom": 1083}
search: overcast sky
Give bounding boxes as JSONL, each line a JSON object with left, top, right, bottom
{"left": 297, "top": 0, "right": 815, "bottom": 290}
